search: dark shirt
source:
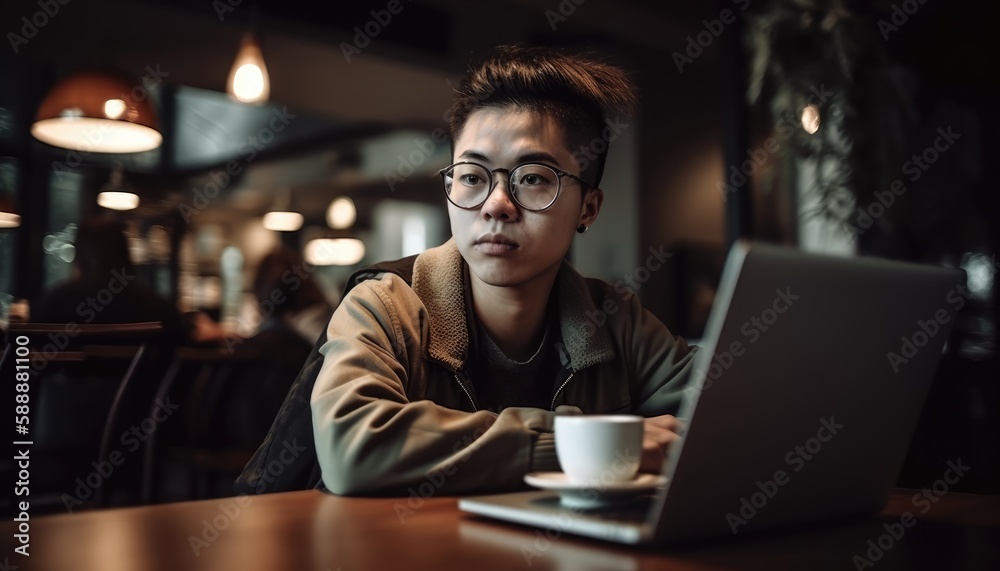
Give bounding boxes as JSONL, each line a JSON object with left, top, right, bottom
{"left": 463, "top": 266, "right": 560, "bottom": 412}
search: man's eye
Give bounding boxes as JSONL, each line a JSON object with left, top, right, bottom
{"left": 460, "top": 175, "right": 483, "bottom": 186}
{"left": 519, "top": 174, "right": 547, "bottom": 186}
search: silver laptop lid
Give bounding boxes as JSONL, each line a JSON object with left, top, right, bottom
{"left": 652, "top": 241, "right": 965, "bottom": 543}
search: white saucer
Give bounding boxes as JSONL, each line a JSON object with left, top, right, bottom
{"left": 523, "top": 472, "right": 667, "bottom": 509}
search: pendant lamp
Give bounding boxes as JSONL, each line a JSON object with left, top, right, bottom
{"left": 32, "top": 70, "right": 162, "bottom": 153}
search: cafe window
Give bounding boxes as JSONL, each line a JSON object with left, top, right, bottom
{"left": 43, "top": 169, "right": 83, "bottom": 288}
{"left": 370, "top": 200, "right": 446, "bottom": 261}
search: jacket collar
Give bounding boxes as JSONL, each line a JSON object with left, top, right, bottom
{"left": 411, "top": 238, "right": 616, "bottom": 372}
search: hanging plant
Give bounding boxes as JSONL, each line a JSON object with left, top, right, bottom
{"left": 744, "top": 0, "right": 915, "bottom": 235}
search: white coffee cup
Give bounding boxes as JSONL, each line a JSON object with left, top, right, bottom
{"left": 554, "top": 415, "right": 643, "bottom": 485}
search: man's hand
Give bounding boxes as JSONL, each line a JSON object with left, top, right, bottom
{"left": 188, "top": 311, "right": 226, "bottom": 343}
{"left": 640, "top": 415, "right": 684, "bottom": 473}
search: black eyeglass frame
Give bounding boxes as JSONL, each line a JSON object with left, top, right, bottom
{"left": 437, "top": 161, "right": 594, "bottom": 212}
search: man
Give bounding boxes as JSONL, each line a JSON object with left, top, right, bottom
{"left": 311, "top": 45, "right": 697, "bottom": 495}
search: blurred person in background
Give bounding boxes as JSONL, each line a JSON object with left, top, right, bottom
{"left": 215, "top": 246, "right": 334, "bottom": 454}
{"left": 246, "top": 246, "right": 334, "bottom": 349}
{"left": 32, "top": 214, "right": 222, "bottom": 342}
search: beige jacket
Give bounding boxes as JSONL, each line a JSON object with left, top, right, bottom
{"left": 311, "top": 239, "right": 698, "bottom": 495}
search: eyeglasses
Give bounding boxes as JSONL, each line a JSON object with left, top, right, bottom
{"left": 438, "top": 161, "right": 592, "bottom": 212}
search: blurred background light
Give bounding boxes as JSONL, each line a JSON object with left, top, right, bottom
{"left": 305, "top": 237, "right": 365, "bottom": 266}
{"left": 801, "top": 104, "right": 821, "bottom": 134}
{"left": 262, "top": 211, "right": 304, "bottom": 231}
{"left": 326, "top": 196, "right": 357, "bottom": 229}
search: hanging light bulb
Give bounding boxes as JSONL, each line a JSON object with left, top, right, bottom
{"left": 801, "top": 104, "right": 821, "bottom": 135}
{"left": 227, "top": 32, "right": 270, "bottom": 104}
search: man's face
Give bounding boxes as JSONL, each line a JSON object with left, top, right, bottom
{"left": 448, "top": 107, "right": 602, "bottom": 289}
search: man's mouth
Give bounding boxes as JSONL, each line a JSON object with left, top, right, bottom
{"left": 475, "top": 234, "right": 519, "bottom": 254}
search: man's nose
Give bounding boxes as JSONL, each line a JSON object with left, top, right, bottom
{"left": 480, "top": 176, "right": 519, "bottom": 221}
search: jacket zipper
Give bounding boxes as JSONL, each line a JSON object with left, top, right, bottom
{"left": 453, "top": 372, "right": 477, "bottom": 410}
{"left": 550, "top": 372, "right": 575, "bottom": 411}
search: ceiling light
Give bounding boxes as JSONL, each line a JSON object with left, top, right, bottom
{"left": 0, "top": 213, "right": 20, "bottom": 228}
{"left": 97, "top": 192, "right": 140, "bottom": 211}
{"left": 263, "top": 211, "right": 303, "bottom": 232}
{"left": 0, "top": 192, "right": 19, "bottom": 228}
{"left": 305, "top": 238, "right": 365, "bottom": 266}
{"left": 227, "top": 32, "right": 270, "bottom": 104}
{"left": 32, "top": 70, "right": 162, "bottom": 153}
{"left": 326, "top": 196, "right": 357, "bottom": 229}
{"left": 263, "top": 188, "right": 302, "bottom": 231}
{"left": 97, "top": 164, "right": 139, "bottom": 211}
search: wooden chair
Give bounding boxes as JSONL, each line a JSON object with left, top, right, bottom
{"left": 0, "top": 322, "right": 172, "bottom": 513}
{"left": 143, "top": 338, "right": 310, "bottom": 502}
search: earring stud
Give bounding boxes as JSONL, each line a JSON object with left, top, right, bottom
{"left": 576, "top": 225, "right": 589, "bottom": 234}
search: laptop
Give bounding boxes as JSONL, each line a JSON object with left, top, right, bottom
{"left": 459, "top": 240, "right": 966, "bottom": 544}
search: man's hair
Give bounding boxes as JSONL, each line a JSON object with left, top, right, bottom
{"left": 447, "top": 44, "right": 637, "bottom": 189}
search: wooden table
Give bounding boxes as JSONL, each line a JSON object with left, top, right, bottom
{"left": 4, "top": 489, "right": 998, "bottom": 570}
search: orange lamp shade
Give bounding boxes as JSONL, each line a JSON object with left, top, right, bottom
{"left": 32, "top": 70, "right": 163, "bottom": 153}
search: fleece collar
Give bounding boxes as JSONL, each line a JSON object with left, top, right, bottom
{"left": 411, "top": 239, "right": 616, "bottom": 372}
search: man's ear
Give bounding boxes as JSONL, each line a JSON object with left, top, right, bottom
{"left": 580, "top": 187, "right": 604, "bottom": 228}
